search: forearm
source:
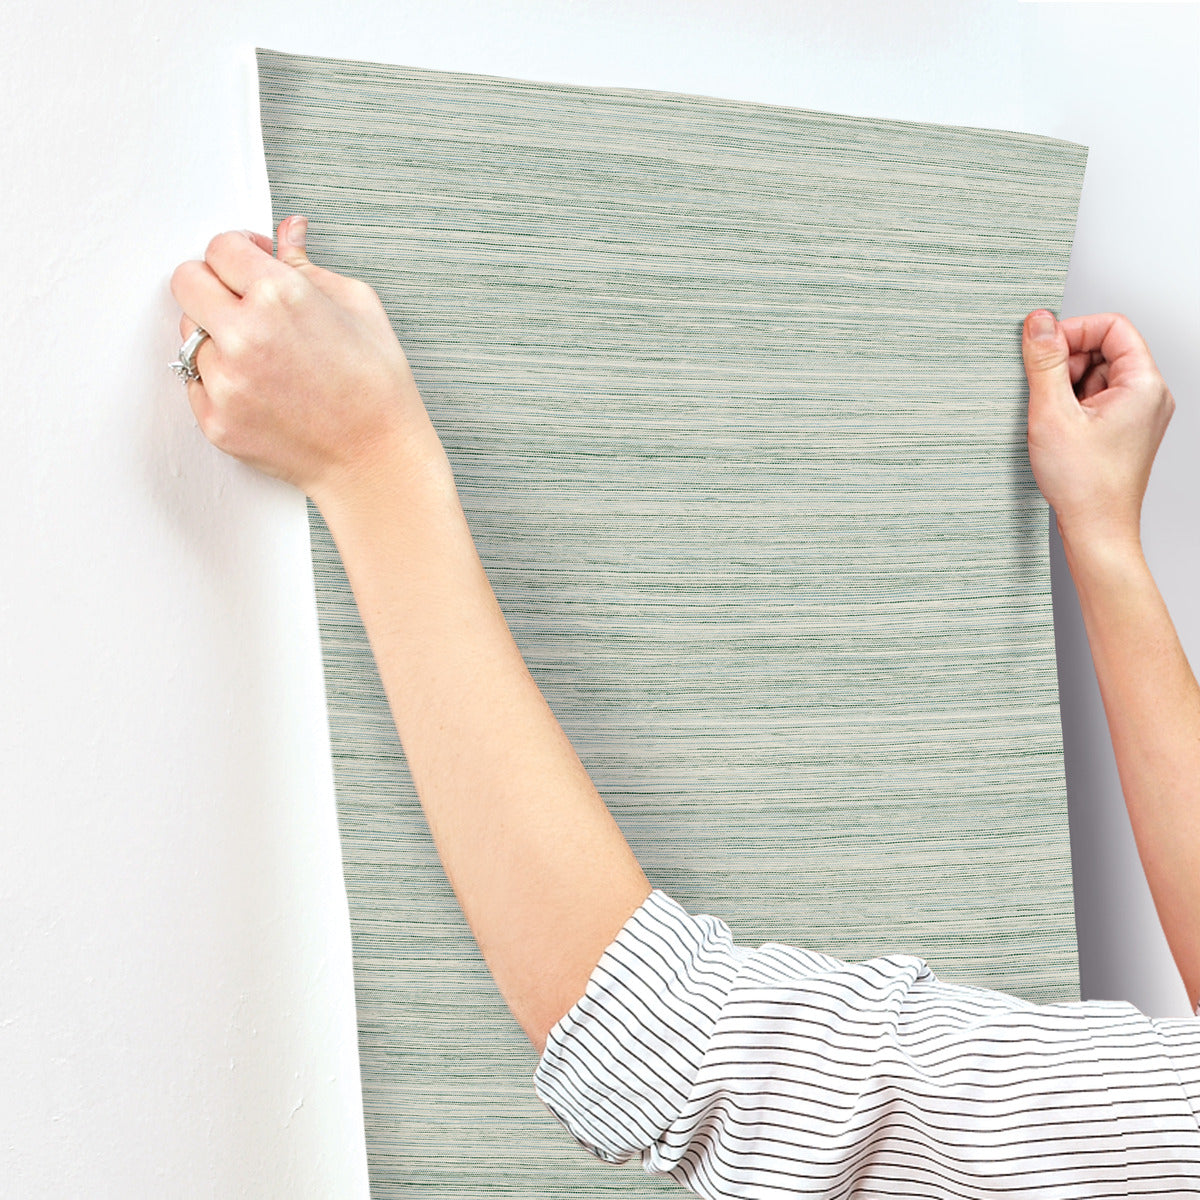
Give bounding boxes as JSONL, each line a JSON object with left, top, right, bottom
{"left": 315, "top": 427, "right": 651, "bottom": 1052}
{"left": 1063, "top": 527, "right": 1200, "bottom": 1006}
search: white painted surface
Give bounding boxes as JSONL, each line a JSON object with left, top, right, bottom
{"left": 1021, "top": 2, "right": 1200, "bottom": 1018}
{"left": 1, "top": 1, "right": 1195, "bottom": 1194}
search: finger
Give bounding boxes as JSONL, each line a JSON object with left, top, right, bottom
{"left": 170, "top": 258, "right": 239, "bottom": 335}
{"left": 174, "top": 310, "right": 216, "bottom": 377}
{"left": 275, "top": 214, "right": 310, "bottom": 268}
{"left": 1059, "top": 312, "right": 1155, "bottom": 376}
{"left": 245, "top": 230, "right": 274, "bottom": 255}
{"left": 1078, "top": 361, "right": 1109, "bottom": 401}
{"left": 1067, "top": 347, "right": 1106, "bottom": 387}
{"left": 1068, "top": 350, "right": 1092, "bottom": 385}
{"left": 1022, "top": 309, "right": 1074, "bottom": 414}
{"left": 170, "top": 314, "right": 217, "bottom": 428}
{"left": 184, "top": 365, "right": 218, "bottom": 440}
{"left": 204, "top": 229, "right": 288, "bottom": 297}
{"left": 177, "top": 311, "right": 213, "bottom": 347}
{"left": 272, "top": 214, "right": 363, "bottom": 304}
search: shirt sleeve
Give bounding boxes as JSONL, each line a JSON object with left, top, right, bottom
{"left": 533, "top": 888, "right": 1200, "bottom": 1198}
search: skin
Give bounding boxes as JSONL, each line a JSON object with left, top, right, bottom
{"left": 171, "top": 217, "right": 1199, "bottom": 1044}
{"left": 1023, "top": 306, "right": 1200, "bottom": 1009}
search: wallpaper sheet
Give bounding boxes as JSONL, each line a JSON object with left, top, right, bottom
{"left": 258, "top": 48, "right": 1088, "bottom": 1196}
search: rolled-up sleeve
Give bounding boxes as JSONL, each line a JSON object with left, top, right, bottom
{"left": 534, "top": 889, "right": 1200, "bottom": 1197}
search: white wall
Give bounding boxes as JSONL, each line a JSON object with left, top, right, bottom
{"left": 2, "top": 2, "right": 1195, "bottom": 1194}
{"left": 1020, "top": 1, "right": 1200, "bottom": 1017}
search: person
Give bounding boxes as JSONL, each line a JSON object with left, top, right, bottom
{"left": 171, "top": 216, "right": 1200, "bottom": 1194}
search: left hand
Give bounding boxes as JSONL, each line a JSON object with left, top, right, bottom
{"left": 169, "top": 216, "right": 438, "bottom": 505}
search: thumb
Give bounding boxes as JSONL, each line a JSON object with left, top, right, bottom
{"left": 276, "top": 214, "right": 311, "bottom": 267}
{"left": 1021, "top": 309, "right": 1073, "bottom": 412}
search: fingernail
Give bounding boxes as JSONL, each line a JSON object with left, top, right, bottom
{"left": 287, "top": 215, "right": 308, "bottom": 246}
{"left": 1029, "top": 311, "right": 1056, "bottom": 340}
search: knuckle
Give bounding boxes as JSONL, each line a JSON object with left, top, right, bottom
{"left": 245, "top": 275, "right": 276, "bottom": 307}
{"left": 200, "top": 390, "right": 249, "bottom": 455}
{"left": 219, "top": 326, "right": 249, "bottom": 362}
{"left": 170, "top": 258, "right": 200, "bottom": 298}
{"left": 202, "top": 412, "right": 228, "bottom": 449}
{"left": 278, "top": 273, "right": 308, "bottom": 305}
{"left": 205, "top": 230, "right": 238, "bottom": 262}
{"left": 194, "top": 390, "right": 226, "bottom": 441}
{"left": 220, "top": 331, "right": 244, "bottom": 365}
{"left": 348, "top": 276, "right": 377, "bottom": 303}
{"left": 1026, "top": 342, "right": 1064, "bottom": 371}
{"left": 353, "top": 280, "right": 389, "bottom": 322}
{"left": 248, "top": 273, "right": 303, "bottom": 309}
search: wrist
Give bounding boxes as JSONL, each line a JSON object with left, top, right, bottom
{"left": 1058, "top": 518, "right": 1149, "bottom": 590}
{"left": 311, "top": 417, "right": 460, "bottom": 537}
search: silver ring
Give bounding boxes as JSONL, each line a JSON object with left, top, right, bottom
{"left": 169, "top": 327, "right": 210, "bottom": 384}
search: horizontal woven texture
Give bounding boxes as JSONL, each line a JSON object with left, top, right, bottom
{"left": 257, "top": 48, "right": 1088, "bottom": 1197}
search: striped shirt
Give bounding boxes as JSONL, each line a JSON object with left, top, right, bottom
{"left": 534, "top": 889, "right": 1200, "bottom": 1197}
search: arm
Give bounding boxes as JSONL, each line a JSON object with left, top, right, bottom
{"left": 1023, "top": 309, "right": 1200, "bottom": 1007}
{"left": 317, "top": 442, "right": 651, "bottom": 1051}
{"left": 170, "top": 219, "right": 650, "bottom": 1051}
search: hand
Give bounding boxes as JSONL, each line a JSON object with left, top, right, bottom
{"left": 169, "top": 216, "right": 439, "bottom": 506}
{"left": 1022, "top": 309, "right": 1175, "bottom": 553}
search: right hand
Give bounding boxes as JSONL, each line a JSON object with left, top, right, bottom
{"left": 1022, "top": 309, "right": 1175, "bottom": 551}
